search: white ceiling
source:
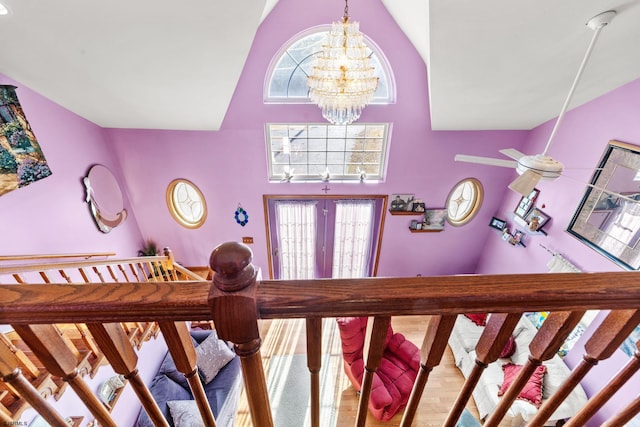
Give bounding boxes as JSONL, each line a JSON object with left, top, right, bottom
{"left": 418, "top": 0, "right": 640, "bottom": 130}
{"left": 0, "top": 0, "right": 639, "bottom": 131}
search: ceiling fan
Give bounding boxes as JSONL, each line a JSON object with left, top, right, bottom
{"left": 454, "top": 10, "right": 616, "bottom": 196}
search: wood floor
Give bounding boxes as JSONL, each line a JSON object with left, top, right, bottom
{"left": 233, "top": 316, "right": 484, "bottom": 427}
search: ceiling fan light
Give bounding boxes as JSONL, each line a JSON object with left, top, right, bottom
{"left": 508, "top": 170, "right": 542, "bottom": 197}
{"left": 516, "top": 155, "right": 563, "bottom": 179}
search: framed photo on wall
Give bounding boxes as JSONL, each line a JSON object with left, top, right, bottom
{"left": 514, "top": 188, "right": 540, "bottom": 218}
{"left": 525, "top": 208, "right": 550, "bottom": 232}
{"left": 489, "top": 216, "right": 507, "bottom": 231}
{"left": 423, "top": 208, "right": 447, "bottom": 230}
{"left": 412, "top": 201, "right": 426, "bottom": 213}
{"left": 390, "top": 194, "right": 414, "bottom": 211}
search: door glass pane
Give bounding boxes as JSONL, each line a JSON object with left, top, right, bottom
{"left": 276, "top": 202, "right": 317, "bottom": 279}
{"left": 332, "top": 200, "right": 375, "bottom": 278}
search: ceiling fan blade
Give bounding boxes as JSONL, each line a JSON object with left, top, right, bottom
{"left": 508, "top": 170, "right": 542, "bottom": 197}
{"left": 454, "top": 154, "right": 517, "bottom": 168}
{"left": 499, "top": 148, "right": 527, "bottom": 161}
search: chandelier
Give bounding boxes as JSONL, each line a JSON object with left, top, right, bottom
{"left": 307, "top": 0, "right": 378, "bottom": 125}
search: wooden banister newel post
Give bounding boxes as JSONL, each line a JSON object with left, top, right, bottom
{"left": 208, "top": 242, "right": 274, "bottom": 427}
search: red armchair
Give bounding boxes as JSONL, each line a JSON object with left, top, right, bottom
{"left": 336, "top": 317, "right": 421, "bottom": 421}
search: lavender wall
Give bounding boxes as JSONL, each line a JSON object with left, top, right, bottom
{"left": 108, "top": 0, "right": 527, "bottom": 278}
{"left": 0, "top": 74, "right": 144, "bottom": 256}
{"left": 0, "top": 74, "right": 154, "bottom": 425}
{"left": 476, "top": 78, "right": 640, "bottom": 426}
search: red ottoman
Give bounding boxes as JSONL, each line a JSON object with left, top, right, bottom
{"left": 336, "top": 317, "right": 420, "bottom": 421}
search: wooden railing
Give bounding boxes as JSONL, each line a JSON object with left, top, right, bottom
{"left": 0, "top": 248, "right": 207, "bottom": 422}
{"left": 0, "top": 241, "right": 639, "bottom": 426}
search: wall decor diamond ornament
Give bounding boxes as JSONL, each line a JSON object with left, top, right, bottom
{"left": 234, "top": 204, "right": 248, "bottom": 227}
{"left": 0, "top": 85, "right": 52, "bottom": 196}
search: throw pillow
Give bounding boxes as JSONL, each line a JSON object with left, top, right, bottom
{"left": 167, "top": 400, "right": 204, "bottom": 427}
{"left": 158, "top": 336, "right": 199, "bottom": 390}
{"left": 498, "top": 363, "right": 546, "bottom": 408}
{"left": 464, "top": 313, "right": 487, "bottom": 326}
{"left": 499, "top": 335, "right": 517, "bottom": 358}
{"left": 195, "top": 330, "right": 235, "bottom": 384}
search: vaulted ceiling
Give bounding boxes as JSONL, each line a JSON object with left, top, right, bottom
{"left": 1, "top": 0, "right": 639, "bottom": 131}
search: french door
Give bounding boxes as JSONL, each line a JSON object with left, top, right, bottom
{"left": 264, "top": 195, "right": 387, "bottom": 279}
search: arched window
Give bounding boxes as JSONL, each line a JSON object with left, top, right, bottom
{"left": 265, "top": 26, "right": 395, "bottom": 104}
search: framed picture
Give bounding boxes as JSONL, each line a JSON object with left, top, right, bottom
{"left": 412, "top": 201, "right": 426, "bottom": 213}
{"left": 512, "top": 229, "right": 525, "bottom": 245}
{"left": 423, "top": 208, "right": 447, "bottom": 230}
{"left": 0, "top": 85, "right": 52, "bottom": 197}
{"left": 514, "top": 188, "right": 540, "bottom": 219}
{"left": 390, "top": 194, "right": 414, "bottom": 211}
{"left": 489, "top": 216, "right": 507, "bottom": 231}
{"left": 503, "top": 229, "right": 526, "bottom": 246}
{"left": 525, "top": 208, "right": 550, "bottom": 232}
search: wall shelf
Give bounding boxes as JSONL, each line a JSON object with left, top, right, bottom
{"left": 409, "top": 228, "right": 443, "bottom": 233}
{"left": 390, "top": 210, "right": 423, "bottom": 216}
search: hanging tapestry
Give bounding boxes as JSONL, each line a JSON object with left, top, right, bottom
{"left": 0, "top": 85, "right": 52, "bottom": 196}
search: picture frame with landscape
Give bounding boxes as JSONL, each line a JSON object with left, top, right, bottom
{"left": 423, "top": 208, "right": 447, "bottom": 230}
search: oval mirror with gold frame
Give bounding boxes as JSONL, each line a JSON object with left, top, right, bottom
{"left": 166, "top": 179, "right": 207, "bottom": 228}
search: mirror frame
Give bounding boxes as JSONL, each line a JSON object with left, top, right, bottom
{"left": 567, "top": 140, "right": 640, "bottom": 270}
{"left": 83, "top": 164, "right": 128, "bottom": 233}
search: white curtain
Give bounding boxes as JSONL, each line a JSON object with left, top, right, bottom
{"left": 546, "top": 253, "right": 581, "bottom": 273}
{"left": 276, "top": 202, "right": 317, "bottom": 280}
{"left": 332, "top": 200, "right": 374, "bottom": 278}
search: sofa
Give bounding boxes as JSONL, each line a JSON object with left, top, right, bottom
{"left": 135, "top": 329, "right": 242, "bottom": 427}
{"left": 448, "top": 314, "right": 588, "bottom": 425}
{"left": 336, "top": 317, "right": 421, "bottom": 421}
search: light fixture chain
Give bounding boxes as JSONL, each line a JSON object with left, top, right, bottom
{"left": 344, "top": 0, "right": 349, "bottom": 20}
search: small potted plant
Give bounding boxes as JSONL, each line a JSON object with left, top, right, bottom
{"left": 138, "top": 239, "right": 159, "bottom": 257}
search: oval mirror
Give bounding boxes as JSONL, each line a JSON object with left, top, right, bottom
{"left": 84, "top": 164, "right": 128, "bottom": 233}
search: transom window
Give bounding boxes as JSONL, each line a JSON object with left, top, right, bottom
{"left": 266, "top": 123, "right": 389, "bottom": 182}
{"left": 265, "top": 27, "right": 394, "bottom": 104}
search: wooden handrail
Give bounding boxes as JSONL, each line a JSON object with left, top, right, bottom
{"left": 2, "top": 242, "right": 640, "bottom": 426}
{"left": 2, "top": 272, "right": 640, "bottom": 325}
{"left": 0, "top": 249, "right": 208, "bottom": 422}
{"left": 0, "top": 255, "right": 169, "bottom": 275}
{"left": 0, "top": 252, "right": 116, "bottom": 262}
